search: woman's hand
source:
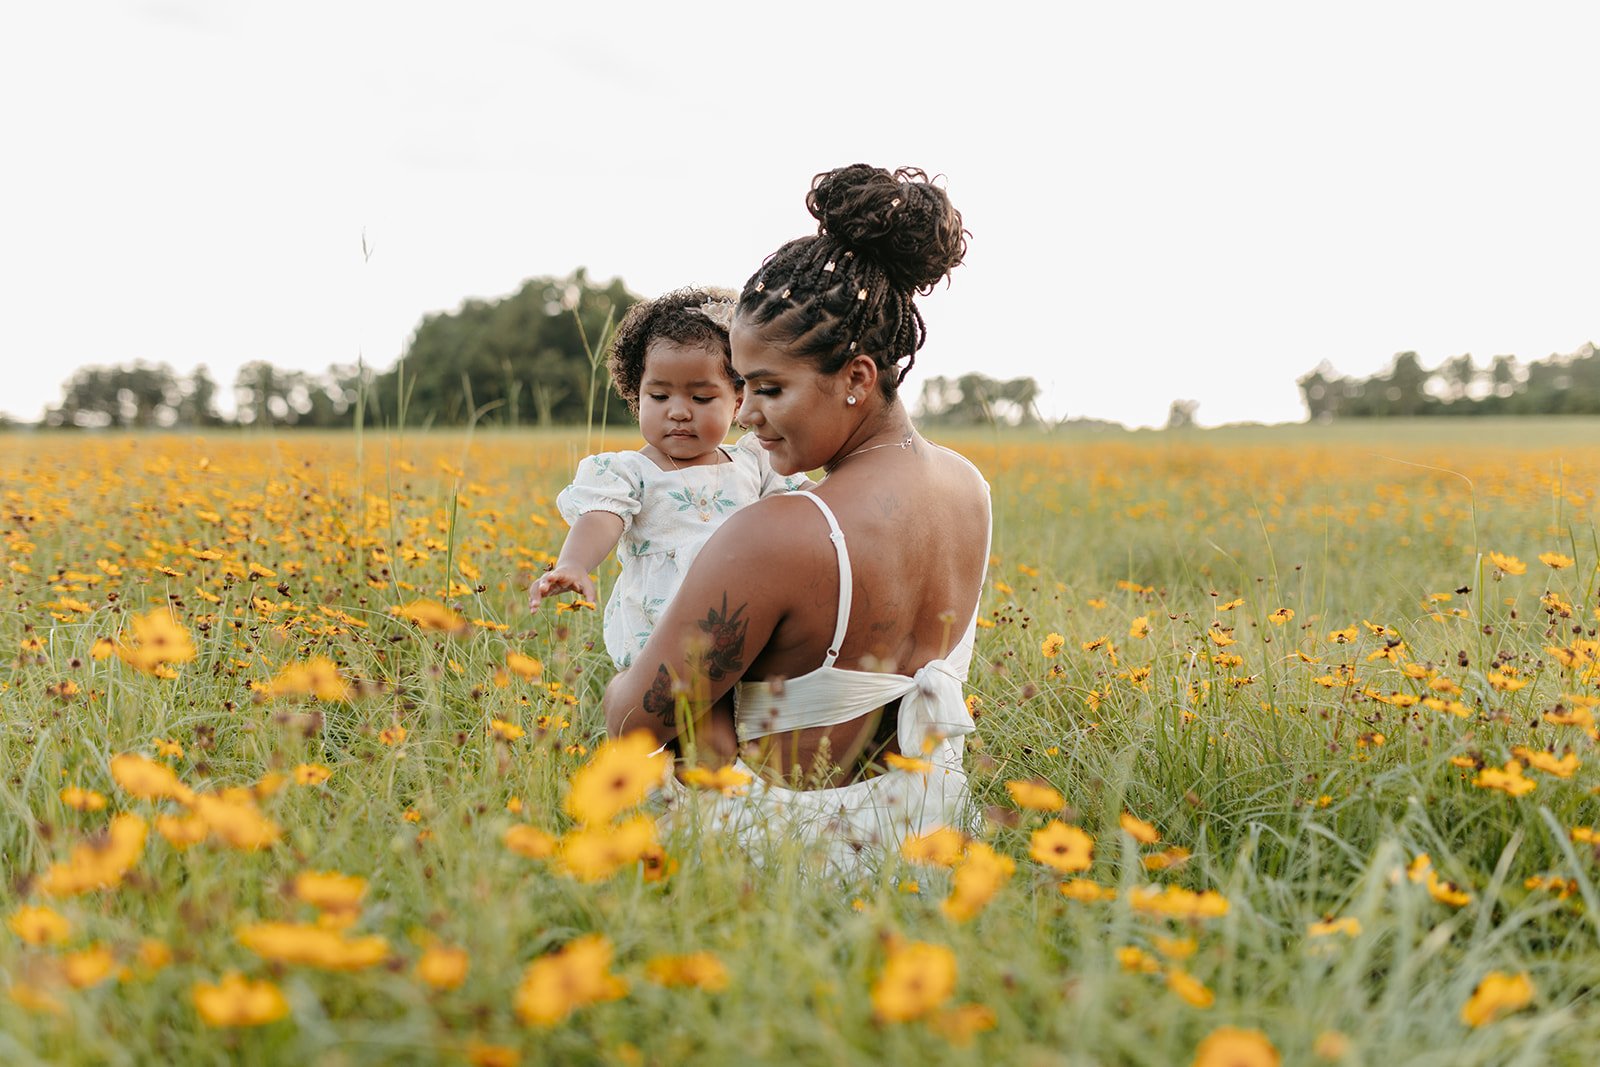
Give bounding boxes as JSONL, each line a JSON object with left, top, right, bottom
{"left": 528, "top": 563, "right": 596, "bottom": 611}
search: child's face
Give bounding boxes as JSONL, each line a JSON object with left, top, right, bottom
{"left": 638, "top": 339, "right": 740, "bottom": 465}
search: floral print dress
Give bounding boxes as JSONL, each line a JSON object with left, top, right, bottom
{"left": 555, "top": 434, "right": 808, "bottom": 668}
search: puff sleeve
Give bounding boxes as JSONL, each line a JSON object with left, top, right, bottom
{"left": 555, "top": 453, "right": 644, "bottom": 532}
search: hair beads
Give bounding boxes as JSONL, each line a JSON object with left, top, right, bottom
{"left": 736, "top": 165, "right": 966, "bottom": 401}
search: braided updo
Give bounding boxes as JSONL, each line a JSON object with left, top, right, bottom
{"left": 737, "top": 164, "right": 968, "bottom": 399}
{"left": 608, "top": 286, "right": 739, "bottom": 416}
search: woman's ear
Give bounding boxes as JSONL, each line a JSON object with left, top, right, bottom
{"left": 844, "top": 353, "right": 881, "bottom": 399}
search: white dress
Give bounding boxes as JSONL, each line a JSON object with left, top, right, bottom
{"left": 663, "top": 455, "right": 992, "bottom": 877}
{"left": 556, "top": 434, "right": 808, "bottom": 668}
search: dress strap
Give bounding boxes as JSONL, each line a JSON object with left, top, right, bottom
{"left": 794, "top": 491, "right": 852, "bottom": 668}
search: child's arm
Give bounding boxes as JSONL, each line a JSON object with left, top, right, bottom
{"left": 529, "top": 511, "right": 625, "bottom": 611}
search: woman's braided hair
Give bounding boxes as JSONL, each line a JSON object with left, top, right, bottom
{"left": 737, "top": 164, "right": 967, "bottom": 399}
{"left": 608, "top": 286, "right": 739, "bottom": 416}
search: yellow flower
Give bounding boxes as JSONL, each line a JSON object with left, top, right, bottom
{"left": 928, "top": 1003, "right": 997, "bottom": 1046}
{"left": 1510, "top": 746, "right": 1579, "bottom": 778}
{"left": 1472, "top": 760, "right": 1535, "bottom": 797}
{"left": 1538, "top": 551, "right": 1575, "bottom": 569}
{"left": 292, "top": 870, "right": 367, "bottom": 917}
{"left": 416, "top": 944, "right": 470, "bottom": 990}
{"left": 1191, "top": 1026, "right": 1280, "bottom": 1067}
{"left": 63, "top": 944, "right": 118, "bottom": 989}
{"left": 1129, "top": 885, "right": 1230, "bottom": 920}
{"left": 1426, "top": 871, "right": 1472, "bottom": 907}
{"left": 1119, "top": 812, "right": 1160, "bottom": 844}
{"left": 192, "top": 971, "right": 290, "bottom": 1027}
{"left": 1307, "top": 917, "right": 1361, "bottom": 938}
{"left": 294, "top": 763, "right": 332, "bottom": 786}
{"left": 489, "top": 719, "right": 526, "bottom": 742}
{"left": 110, "top": 752, "right": 195, "bottom": 804}
{"left": 1461, "top": 971, "right": 1534, "bottom": 1027}
{"left": 1040, "top": 632, "right": 1065, "bottom": 657}
{"left": 1487, "top": 551, "right": 1526, "bottom": 575}
{"left": 155, "top": 813, "right": 210, "bottom": 849}
{"left": 1117, "top": 946, "right": 1160, "bottom": 973}
{"left": 389, "top": 598, "right": 468, "bottom": 632}
{"left": 871, "top": 940, "right": 957, "bottom": 1023}
{"left": 514, "top": 934, "right": 627, "bottom": 1027}
{"left": 1005, "top": 779, "right": 1065, "bottom": 812}
{"left": 192, "top": 793, "right": 282, "bottom": 850}
{"left": 902, "top": 827, "right": 967, "bottom": 867}
{"left": 115, "top": 609, "right": 197, "bottom": 674}
{"left": 1153, "top": 935, "right": 1197, "bottom": 959}
{"left": 1166, "top": 967, "right": 1214, "bottom": 1008}
{"left": 237, "top": 921, "right": 389, "bottom": 971}
{"left": 136, "top": 939, "right": 173, "bottom": 973}
{"left": 59, "top": 786, "right": 107, "bottom": 811}
{"left": 884, "top": 752, "right": 933, "bottom": 773}
{"left": 643, "top": 951, "right": 729, "bottom": 991}
{"left": 40, "top": 812, "right": 148, "bottom": 897}
{"left": 379, "top": 724, "right": 408, "bottom": 746}
{"left": 465, "top": 1041, "right": 521, "bottom": 1067}
{"left": 505, "top": 651, "right": 543, "bottom": 680}
{"left": 266, "top": 657, "right": 352, "bottom": 701}
{"left": 556, "top": 815, "right": 658, "bottom": 883}
{"left": 940, "top": 841, "right": 1015, "bottom": 922}
{"left": 152, "top": 737, "right": 184, "bottom": 758}
{"left": 1129, "top": 615, "right": 1151, "bottom": 639}
{"left": 504, "top": 824, "right": 558, "bottom": 860}
{"left": 7, "top": 905, "right": 72, "bottom": 946}
{"left": 564, "top": 731, "right": 668, "bottom": 825}
{"left": 1142, "top": 847, "right": 1191, "bottom": 871}
{"left": 1059, "top": 878, "right": 1117, "bottom": 903}
{"left": 679, "top": 764, "right": 754, "bottom": 796}
{"left": 1269, "top": 607, "right": 1294, "bottom": 625}
{"left": 1029, "top": 820, "right": 1094, "bottom": 873}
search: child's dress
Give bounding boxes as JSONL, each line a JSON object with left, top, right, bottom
{"left": 556, "top": 433, "right": 808, "bottom": 668}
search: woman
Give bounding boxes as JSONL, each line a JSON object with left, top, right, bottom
{"left": 602, "top": 163, "right": 989, "bottom": 870}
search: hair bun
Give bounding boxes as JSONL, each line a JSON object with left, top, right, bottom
{"left": 806, "top": 164, "right": 967, "bottom": 293}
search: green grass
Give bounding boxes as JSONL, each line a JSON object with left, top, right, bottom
{"left": 1, "top": 423, "right": 1598, "bottom": 1065}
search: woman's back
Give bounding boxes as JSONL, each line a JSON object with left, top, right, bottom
{"left": 731, "top": 441, "right": 990, "bottom": 780}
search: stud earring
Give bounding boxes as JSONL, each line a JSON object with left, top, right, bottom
{"left": 846, "top": 395, "right": 858, "bottom": 406}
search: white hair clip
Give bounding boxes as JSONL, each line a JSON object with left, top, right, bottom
{"left": 857, "top": 289, "right": 867, "bottom": 301}
{"left": 695, "top": 297, "right": 736, "bottom": 330}
{"left": 754, "top": 281, "right": 765, "bottom": 292}
{"left": 823, "top": 261, "right": 835, "bottom": 272}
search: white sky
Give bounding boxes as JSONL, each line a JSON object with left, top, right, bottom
{"left": 2, "top": 1, "right": 1596, "bottom": 429}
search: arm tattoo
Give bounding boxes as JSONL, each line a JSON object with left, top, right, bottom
{"left": 698, "top": 594, "right": 748, "bottom": 682}
{"left": 642, "top": 664, "right": 677, "bottom": 723}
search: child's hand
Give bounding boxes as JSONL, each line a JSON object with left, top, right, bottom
{"left": 529, "top": 564, "right": 597, "bottom": 612}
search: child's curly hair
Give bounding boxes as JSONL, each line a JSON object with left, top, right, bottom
{"left": 608, "top": 286, "right": 740, "bottom": 416}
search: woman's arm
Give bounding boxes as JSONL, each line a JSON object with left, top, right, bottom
{"left": 529, "top": 511, "right": 624, "bottom": 610}
{"left": 601, "top": 500, "right": 806, "bottom": 749}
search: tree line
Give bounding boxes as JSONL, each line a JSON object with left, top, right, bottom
{"left": 1298, "top": 343, "right": 1600, "bottom": 420}
{"left": 26, "top": 268, "right": 1045, "bottom": 431}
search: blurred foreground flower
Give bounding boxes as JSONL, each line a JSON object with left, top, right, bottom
{"left": 192, "top": 972, "right": 290, "bottom": 1028}
{"left": 564, "top": 731, "right": 668, "bottom": 825}
{"left": 1461, "top": 971, "right": 1534, "bottom": 1027}
{"left": 644, "top": 951, "right": 729, "bottom": 991}
{"left": 1192, "top": 1026, "right": 1279, "bottom": 1067}
{"left": 116, "top": 609, "right": 197, "bottom": 675}
{"left": 514, "top": 934, "right": 627, "bottom": 1027}
{"left": 872, "top": 940, "right": 957, "bottom": 1023}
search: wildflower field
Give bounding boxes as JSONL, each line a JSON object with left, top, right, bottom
{"left": 4, "top": 419, "right": 1600, "bottom": 1066}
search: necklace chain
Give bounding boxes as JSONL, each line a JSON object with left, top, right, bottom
{"left": 825, "top": 433, "right": 914, "bottom": 474}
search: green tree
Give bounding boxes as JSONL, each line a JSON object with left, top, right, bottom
{"left": 376, "top": 269, "right": 638, "bottom": 427}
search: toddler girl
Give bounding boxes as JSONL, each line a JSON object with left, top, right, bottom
{"left": 531, "top": 287, "right": 809, "bottom": 667}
